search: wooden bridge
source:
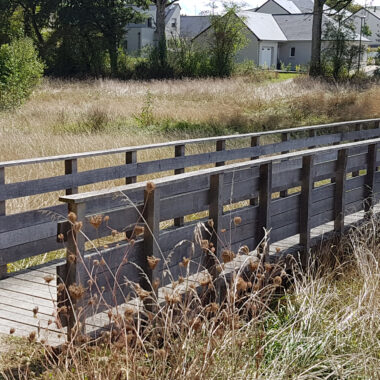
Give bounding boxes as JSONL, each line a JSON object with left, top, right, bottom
{"left": 0, "top": 118, "right": 380, "bottom": 346}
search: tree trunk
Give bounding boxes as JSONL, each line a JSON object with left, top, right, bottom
{"left": 156, "top": 0, "right": 167, "bottom": 66}
{"left": 107, "top": 38, "right": 118, "bottom": 77}
{"left": 310, "top": 0, "right": 325, "bottom": 77}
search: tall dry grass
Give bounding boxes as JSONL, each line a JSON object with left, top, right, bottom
{"left": 1, "top": 214, "right": 380, "bottom": 379}
{"left": 1, "top": 76, "right": 380, "bottom": 216}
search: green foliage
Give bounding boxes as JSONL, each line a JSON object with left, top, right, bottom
{"left": 207, "top": 4, "right": 248, "bottom": 77}
{"left": 134, "top": 91, "right": 155, "bottom": 127}
{"left": 0, "top": 38, "right": 44, "bottom": 109}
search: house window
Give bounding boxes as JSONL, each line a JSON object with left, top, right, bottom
{"left": 171, "top": 18, "right": 177, "bottom": 28}
{"left": 147, "top": 17, "right": 153, "bottom": 28}
{"left": 290, "top": 47, "right": 296, "bottom": 57}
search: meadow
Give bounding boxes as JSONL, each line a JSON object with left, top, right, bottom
{"left": 1, "top": 75, "right": 380, "bottom": 379}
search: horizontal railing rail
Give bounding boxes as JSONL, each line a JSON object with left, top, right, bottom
{"left": 57, "top": 137, "right": 380, "bottom": 336}
{"left": 1, "top": 118, "right": 379, "bottom": 274}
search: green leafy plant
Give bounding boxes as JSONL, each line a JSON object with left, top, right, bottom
{"left": 0, "top": 38, "right": 44, "bottom": 110}
{"left": 134, "top": 91, "right": 155, "bottom": 127}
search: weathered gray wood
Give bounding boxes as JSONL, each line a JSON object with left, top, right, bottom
{"left": 257, "top": 163, "right": 272, "bottom": 259}
{"left": 300, "top": 155, "right": 314, "bottom": 266}
{"left": 174, "top": 144, "right": 186, "bottom": 227}
{"left": 271, "top": 222, "right": 299, "bottom": 244}
{"left": 334, "top": 149, "right": 348, "bottom": 235}
{"left": 364, "top": 143, "right": 378, "bottom": 216}
{"left": 143, "top": 185, "right": 160, "bottom": 296}
{"left": 352, "top": 123, "right": 362, "bottom": 177}
{"left": 215, "top": 139, "right": 226, "bottom": 167}
{"left": 65, "top": 159, "right": 78, "bottom": 195}
{"left": 250, "top": 136, "right": 260, "bottom": 206}
{"left": 125, "top": 150, "right": 137, "bottom": 184}
{"left": 0, "top": 167, "right": 6, "bottom": 277}
{"left": 280, "top": 132, "right": 290, "bottom": 198}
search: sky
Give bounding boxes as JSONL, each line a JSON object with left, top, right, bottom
{"left": 178, "top": 0, "right": 380, "bottom": 15}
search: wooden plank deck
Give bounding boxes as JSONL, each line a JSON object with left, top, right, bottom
{"left": 0, "top": 203, "right": 377, "bottom": 348}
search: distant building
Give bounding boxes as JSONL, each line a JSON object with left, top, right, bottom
{"left": 125, "top": 4, "right": 181, "bottom": 53}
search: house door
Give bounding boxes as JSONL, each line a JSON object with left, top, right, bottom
{"left": 259, "top": 47, "right": 272, "bottom": 67}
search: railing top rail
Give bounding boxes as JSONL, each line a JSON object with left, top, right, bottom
{"left": 60, "top": 136, "right": 380, "bottom": 205}
{"left": 1, "top": 118, "right": 379, "bottom": 169}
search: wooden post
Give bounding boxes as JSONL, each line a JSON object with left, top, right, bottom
{"left": 0, "top": 167, "right": 6, "bottom": 278}
{"left": 334, "top": 149, "right": 348, "bottom": 235}
{"left": 126, "top": 150, "right": 137, "bottom": 185}
{"left": 209, "top": 173, "right": 224, "bottom": 259}
{"left": 65, "top": 201, "right": 87, "bottom": 340}
{"left": 257, "top": 163, "right": 272, "bottom": 261}
{"left": 215, "top": 139, "right": 226, "bottom": 167}
{"left": 352, "top": 123, "right": 362, "bottom": 177}
{"left": 65, "top": 159, "right": 78, "bottom": 195}
{"left": 250, "top": 136, "right": 260, "bottom": 206}
{"left": 364, "top": 143, "right": 378, "bottom": 217}
{"left": 300, "top": 155, "right": 314, "bottom": 268}
{"left": 280, "top": 132, "right": 289, "bottom": 198}
{"left": 174, "top": 144, "right": 185, "bottom": 227}
{"left": 143, "top": 185, "right": 160, "bottom": 300}
{"left": 209, "top": 173, "right": 224, "bottom": 302}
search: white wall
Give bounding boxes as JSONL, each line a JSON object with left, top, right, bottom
{"left": 256, "top": 1, "right": 289, "bottom": 15}
{"left": 235, "top": 30, "right": 260, "bottom": 64}
{"left": 278, "top": 41, "right": 311, "bottom": 68}
{"left": 165, "top": 6, "right": 181, "bottom": 39}
{"left": 258, "top": 41, "right": 279, "bottom": 67}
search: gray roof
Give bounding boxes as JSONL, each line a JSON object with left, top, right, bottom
{"left": 239, "top": 11, "right": 287, "bottom": 41}
{"left": 274, "top": 13, "right": 369, "bottom": 41}
{"left": 290, "top": 0, "right": 314, "bottom": 12}
{"left": 260, "top": 0, "right": 302, "bottom": 14}
{"left": 180, "top": 16, "right": 211, "bottom": 38}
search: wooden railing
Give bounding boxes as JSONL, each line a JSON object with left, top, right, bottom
{"left": 1, "top": 118, "right": 380, "bottom": 274}
{"left": 57, "top": 137, "right": 380, "bottom": 336}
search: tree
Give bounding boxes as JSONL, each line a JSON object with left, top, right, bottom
{"left": 151, "top": 0, "right": 179, "bottom": 67}
{"left": 310, "top": 0, "right": 353, "bottom": 77}
{"left": 207, "top": 4, "right": 248, "bottom": 77}
{"left": 57, "top": 0, "right": 149, "bottom": 77}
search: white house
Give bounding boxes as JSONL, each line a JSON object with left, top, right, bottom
{"left": 125, "top": 4, "right": 181, "bottom": 53}
{"left": 346, "top": 7, "right": 380, "bottom": 47}
{"left": 191, "top": 1, "right": 369, "bottom": 69}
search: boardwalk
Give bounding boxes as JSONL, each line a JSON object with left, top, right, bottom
{"left": 0, "top": 119, "right": 379, "bottom": 346}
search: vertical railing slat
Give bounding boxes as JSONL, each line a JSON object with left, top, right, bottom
{"left": 257, "top": 163, "right": 272, "bottom": 261}
{"left": 250, "top": 136, "right": 260, "bottom": 206}
{"left": 300, "top": 154, "right": 314, "bottom": 268}
{"left": 174, "top": 144, "right": 185, "bottom": 227}
{"left": 365, "top": 143, "right": 378, "bottom": 217}
{"left": 126, "top": 151, "right": 137, "bottom": 185}
{"left": 280, "top": 132, "right": 289, "bottom": 198}
{"left": 0, "top": 167, "right": 6, "bottom": 278}
{"left": 216, "top": 139, "right": 226, "bottom": 167}
{"left": 65, "top": 159, "right": 78, "bottom": 195}
{"left": 334, "top": 149, "right": 348, "bottom": 235}
{"left": 143, "top": 184, "right": 160, "bottom": 301}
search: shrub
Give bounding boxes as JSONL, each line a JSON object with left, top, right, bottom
{"left": 0, "top": 38, "right": 44, "bottom": 109}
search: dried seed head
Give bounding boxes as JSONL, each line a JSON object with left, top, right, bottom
{"left": 57, "top": 233, "right": 64, "bottom": 242}
{"left": 199, "top": 274, "right": 211, "bottom": 287}
{"left": 221, "top": 249, "right": 235, "bottom": 264}
{"left": 249, "top": 260, "right": 259, "bottom": 272}
{"left": 100, "top": 258, "right": 106, "bottom": 266}
{"left": 153, "top": 278, "right": 160, "bottom": 290}
{"left": 180, "top": 257, "right": 190, "bottom": 268}
{"left": 276, "top": 247, "right": 281, "bottom": 253}
{"left": 108, "top": 311, "right": 113, "bottom": 320}
{"left": 68, "top": 254, "right": 76, "bottom": 264}
{"left": 178, "top": 276, "right": 184, "bottom": 284}
{"left": 57, "top": 283, "right": 65, "bottom": 293}
{"left": 9, "top": 328, "right": 15, "bottom": 334}
{"left": 68, "top": 284, "right": 85, "bottom": 300}
{"left": 236, "top": 276, "right": 248, "bottom": 293}
{"left": 135, "top": 285, "right": 150, "bottom": 300}
{"left": 87, "top": 279, "right": 94, "bottom": 287}
{"left": 233, "top": 216, "right": 242, "bottom": 226}
{"left": 146, "top": 181, "right": 156, "bottom": 193}
{"left": 240, "top": 245, "right": 249, "bottom": 255}
{"left": 208, "top": 219, "right": 214, "bottom": 228}
{"left": 44, "top": 275, "right": 54, "bottom": 284}
{"left": 164, "top": 292, "right": 181, "bottom": 305}
{"left": 273, "top": 276, "right": 282, "bottom": 286}
{"left": 47, "top": 319, "right": 52, "bottom": 326}
{"left": 89, "top": 215, "right": 103, "bottom": 230}
{"left": 28, "top": 331, "right": 36, "bottom": 342}
{"left": 104, "top": 215, "right": 110, "bottom": 222}
{"left": 68, "top": 212, "right": 77, "bottom": 223}
{"left": 147, "top": 256, "right": 160, "bottom": 270}
{"left": 74, "top": 221, "right": 83, "bottom": 232}
{"left": 265, "top": 263, "right": 273, "bottom": 273}
{"left": 93, "top": 259, "right": 100, "bottom": 266}
{"left": 33, "top": 307, "right": 39, "bottom": 317}
{"left": 134, "top": 225, "right": 145, "bottom": 236}
{"left": 221, "top": 228, "right": 226, "bottom": 233}
{"left": 205, "top": 302, "right": 219, "bottom": 314}
{"left": 111, "top": 229, "right": 118, "bottom": 237}
{"left": 200, "top": 240, "right": 209, "bottom": 251}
